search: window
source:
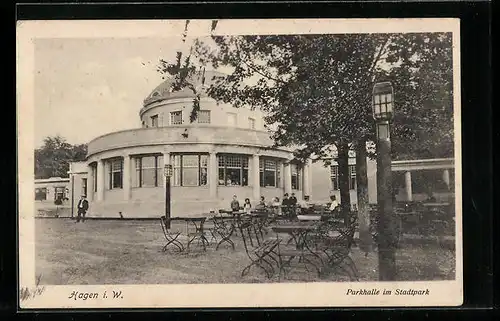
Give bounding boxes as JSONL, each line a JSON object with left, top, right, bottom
{"left": 170, "top": 111, "right": 183, "bottom": 125}
{"left": 248, "top": 117, "right": 256, "bottom": 130}
{"left": 349, "top": 165, "right": 357, "bottom": 190}
{"left": 55, "top": 187, "right": 65, "bottom": 200}
{"left": 259, "top": 158, "right": 280, "bottom": 187}
{"left": 227, "top": 113, "right": 237, "bottom": 127}
{"left": 82, "top": 178, "right": 88, "bottom": 196}
{"left": 330, "top": 164, "right": 356, "bottom": 190}
{"left": 134, "top": 155, "right": 163, "bottom": 187}
{"left": 198, "top": 110, "right": 211, "bottom": 124}
{"left": 218, "top": 154, "right": 248, "bottom": 186}
{"left": 151, "top": 115, "right": 159, "bottom": 127}
{"left": 108, "top": 158, "right": 123, "bottom": 189}
{"left": 331, "top": 165, "right": 339, "bottom": 190}
{"left": 291, "top": 164, "right": 302, "bottom": 190}
{"left": 35, "top": 187, "right": 47, "bottom": 201}
{"left": 172, "top": 154, "right": 208, "bottom": 187}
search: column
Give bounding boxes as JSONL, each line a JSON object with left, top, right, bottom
{"left": 162, "top": 152, "right": 171, "bottom": 189}
{"left": 87, "top": 164, "right": 94, "bottom": 201}
{"left": 209, "top": 152, "right": 217, "bottom": 198}
{"left": 404, "top": 171, "right": 412, "bottom": 202}
{"left": 97, "top": 160, "right": 105, "bottom": 201}
{"left": 253, "top": 154, "right": 260, "bottom": 201}
{"left": 122, "top": 155, "right": 131, "bottom": 201}
{"left": 303, "top": 160, "right": 312, "bottom": 197}
{"left": 284, "top": 163, "right": 292, "bottom": 194}
{"left": 443, "top": 169, "right": 450, "bottom": 190}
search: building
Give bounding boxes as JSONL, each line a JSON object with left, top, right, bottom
{"left": 67, "top": 71, "right": 455, "bottom": 218}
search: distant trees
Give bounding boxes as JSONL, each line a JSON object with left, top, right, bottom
{"left": 35, "top": 135, "right": 87, "bottom": 179}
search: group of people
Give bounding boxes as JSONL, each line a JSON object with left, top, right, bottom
{"left": 229, "top": 193, "right": 341, "bottom": 216}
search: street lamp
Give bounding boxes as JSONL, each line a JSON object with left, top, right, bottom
{"left": 372, "top": 81, "right": 397, "bottom": 281}
{"left": 164, "top": 164, "right": 173, "bottom": 228}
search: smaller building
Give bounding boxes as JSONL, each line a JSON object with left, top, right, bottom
{"left": 34, "top": 177, "right": 70, "bottom": 203}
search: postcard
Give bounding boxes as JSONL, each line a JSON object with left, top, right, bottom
{"left": 17, "top": 18, "right": 462, "bottom": 308}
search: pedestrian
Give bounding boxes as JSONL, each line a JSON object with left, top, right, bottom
{"left": 230, "top": 195, "right": 240, "bottom": 212}
{"left": 243, "top": 198, "right": 252, "bottom": 214}
{"left": 76, "top": 195, "right": 89, "bottom": 223}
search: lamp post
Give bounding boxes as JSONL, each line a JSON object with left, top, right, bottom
{"left": 164, "top": 164, "right": 173, "bottom": 228}
{"left": 372, "top": 81, "right": 397, "bottom": 281}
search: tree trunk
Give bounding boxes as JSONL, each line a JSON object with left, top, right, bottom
{"left": 337, "top": 143, "right": 351, "bottom": 226}
{"left": 356, "top": 140, "right": 373, "bottom": 255}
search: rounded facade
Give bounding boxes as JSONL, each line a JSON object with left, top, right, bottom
{"left": 85, "top": 72, "right": 309, "bottom": 218}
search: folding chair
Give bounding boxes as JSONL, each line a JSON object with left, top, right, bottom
{"left": 159, "top": 216, "right": 184, "bottom": 252}
{"left": 238, "top": 216, "right": 280, "bottom": 279}
{"left": 213, "top": 214, "right": 236, "bottom": 250}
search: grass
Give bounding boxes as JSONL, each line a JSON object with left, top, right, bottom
{"left": 35, "top": 219, "right": 456, "bottom": 285}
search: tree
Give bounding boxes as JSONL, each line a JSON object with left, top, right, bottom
{"left": 157, "top": 23, "right": 454, "bottom": 280}
{"left": 35, "top": 135, "right": 88, "bottom": 179}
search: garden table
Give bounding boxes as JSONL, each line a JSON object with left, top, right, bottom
{"left": 171, "top": 217, "right": 209, "bottom": 251}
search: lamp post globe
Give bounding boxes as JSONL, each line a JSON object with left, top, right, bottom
{"left": 372, "top": 81, "right": 397, "bottom": 281}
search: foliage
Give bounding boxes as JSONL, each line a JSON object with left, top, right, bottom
{"left": 35, "top": 135, "right": 88, "bottom": 179}
{"left": 158, "top": 29, "right": 454, "bottom": 162}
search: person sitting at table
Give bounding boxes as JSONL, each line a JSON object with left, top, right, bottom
{"left": 271, "top": 196, "right": 281, "bottom": 216}
{"left": 282, "top": 193, "right": 291, "bottom": 216}
{"left": 298, "top": 195, "right": 313, "bottom": 214}
{"left": 255, "top": 196, "right": 267, "bottom": 211}
{"left": 329, "top": 195, "right": 340, "bottom": 215}
{"left": 230, "top": 195, "right": 240, "bottom": 212}
{"left": 243, "top": 198, "right": 252, "bottom": 214}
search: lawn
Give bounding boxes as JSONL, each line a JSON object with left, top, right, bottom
{"left": 35, "top": 218, "right": 456, "bottom": 285}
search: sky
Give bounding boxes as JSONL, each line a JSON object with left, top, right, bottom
{"left": 34, "top": 37, "right": 202, "bottom": 148}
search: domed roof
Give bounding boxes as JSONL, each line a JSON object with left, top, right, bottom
{"left": 143, "top": 70, "right": 226, "bottom": 107}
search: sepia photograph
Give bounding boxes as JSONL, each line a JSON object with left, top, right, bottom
{"left": 17, "top": 18, "right": 462, "bottom": 308}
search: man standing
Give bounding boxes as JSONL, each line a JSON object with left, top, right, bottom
{"left": 76, "top": 195, "right": 89, "bottom": 223}
{"left": 230, "top": 195, "right": 240, "bottom": 212}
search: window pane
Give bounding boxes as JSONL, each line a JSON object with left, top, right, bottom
{"left": 264, "top": 170, "right": 276, "bottom": 187}
{"left": 218, "top": 168, "right": 225, "bottom": 185}
{"left": 171, "top": 111, "right": 182, "bottom": 125}
{"left": 113, "top": 172, "right": 122, "bottom": 188}
{"left": 142, "top": 156, "right": 156, "bottom": 168}
{"left": 112, "top": 159, "right": 122, "bottom": 171}
{"left": 200, "top": 167, "right": 208, "bottom": 186}
{"left": 173, "top": 155, "right": 181, "bottom": 166}
{"left": 386, "top": 93, "right": 392, "bottom": 103}
{"left": 264, "top": 159, "right": 276, "bottom": 170}
{"left": 374, "top": 95, "right": 380, "bottom": 104}
{"left": 226, "top": 168, "right": 241, "bottom": 186}
{"left": 375, "top": 104, "right": 381, "bottom": 116}
{"left": 142, "top": 168, "right": 156, "bottom": 187}
{"left": 381, "top": 95, "right": 386, "bottom": 103}
{"left": 173, "top": 168, "right": 181, "bottom": 186}
{"left": 182, "top": 168, "right": 198, "bottom": 186}
{"left": 200, "top": 155, "right": 208, "bottom": 167}
{"left": 198, "top": 110, "right": 211, "bottom": 123}
{"left": 183, "top": 155, "right": 199, "bottom": 167}
{"left": 242, "top": 169, "right": 248, "bottom": 186}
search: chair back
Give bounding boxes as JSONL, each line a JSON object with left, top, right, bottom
{"left": 237, "top": 215, "right": 262, "bottom": 254}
